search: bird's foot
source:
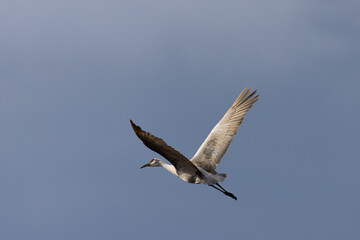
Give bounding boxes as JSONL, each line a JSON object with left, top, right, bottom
{"left": 224, "top": 191, "right": 237, "bottom": 200}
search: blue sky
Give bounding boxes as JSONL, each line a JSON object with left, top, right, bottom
{"left": 1, "top": 1, "right": 359, "bottom": 239}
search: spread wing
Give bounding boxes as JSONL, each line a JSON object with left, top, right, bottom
{"left": 130, "top": 120, "right": 199, "bottom": 174}
{"left": 190, "top": 88, "right": 259, "bottom": 173}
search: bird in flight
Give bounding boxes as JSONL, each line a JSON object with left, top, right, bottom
{"left": 130, "top": 88, "right": 259, "bottom": 200}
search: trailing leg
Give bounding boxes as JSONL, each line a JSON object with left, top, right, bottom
{"left": 216, "top": 183, "right": 238, "bottom": 200}
{"left": 210, "top": 184, "right": 237, "bottom": 200}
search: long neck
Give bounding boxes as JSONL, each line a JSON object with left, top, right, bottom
{"left": 159, "top": 160, "right": 178, "bottom": 176}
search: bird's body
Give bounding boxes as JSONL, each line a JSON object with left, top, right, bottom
{"left": 147, "top": 159, "right": 225, "bottom": 185}
{"left": 131, "top": 88, "right": 259, "bottom": 200}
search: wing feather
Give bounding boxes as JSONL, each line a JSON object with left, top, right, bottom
{"left": 190, "top": 88, "right": 259, "bottom": 173}
{"left": 130, "top": 120, "right": 199, "bottom": 174}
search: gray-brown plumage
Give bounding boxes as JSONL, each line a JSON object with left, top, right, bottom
{"left": 130, "top": 120, "right": 202, "bottom": 183}
{"left": 191, "top": 88, "right": 259, "bottom": 173}
{"left": 131, "top": 88, "right": 259, "bottom": 200}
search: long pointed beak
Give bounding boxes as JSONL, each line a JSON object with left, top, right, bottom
{"left": 140, "top": 163, "right": 150, "bottom": 169}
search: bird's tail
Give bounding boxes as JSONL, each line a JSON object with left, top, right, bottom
{"left": 216, "top": 173, "right": 227, "bottom": 182}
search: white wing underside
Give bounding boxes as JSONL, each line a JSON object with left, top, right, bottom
{"left": 190, "top": 88, "right": 259, "bottom": 173}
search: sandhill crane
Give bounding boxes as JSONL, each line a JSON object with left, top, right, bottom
{"left": 130, "top": 88, "right": 259, "bottom": 200}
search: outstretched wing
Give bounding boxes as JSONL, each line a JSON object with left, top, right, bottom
{"left": 130, "top": 120, "right": 199, "bottom": 174}
{"left": 190, "top": 88, "right": 259, "bottom": 173}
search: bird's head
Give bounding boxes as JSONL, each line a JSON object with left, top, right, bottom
{"left": 140, "top": 158, "right": 161, "bottom": 169}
